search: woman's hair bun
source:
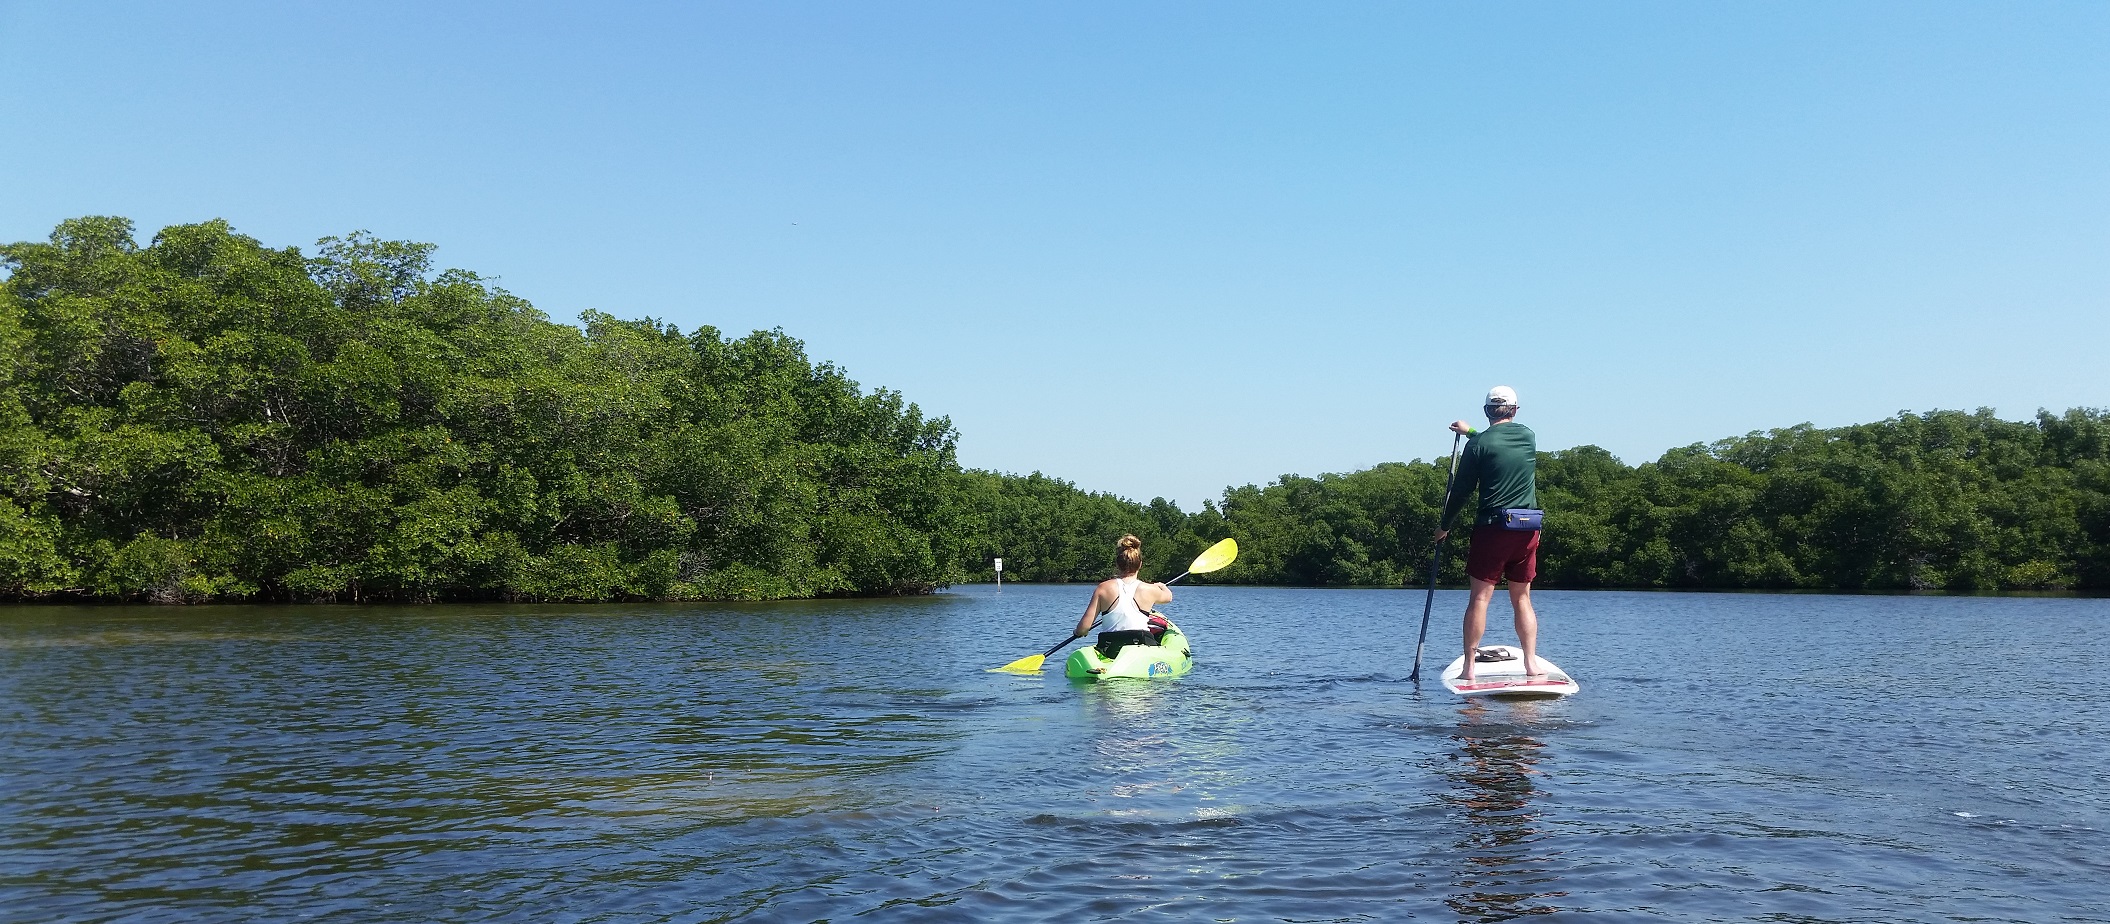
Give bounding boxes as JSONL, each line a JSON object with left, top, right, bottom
{"left": 1114, "top": 534, "right": 1143, "bottom": 572}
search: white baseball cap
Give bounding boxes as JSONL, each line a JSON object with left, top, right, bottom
{"left": 1484, "top": 385, "right": 1518, "bottom": 407}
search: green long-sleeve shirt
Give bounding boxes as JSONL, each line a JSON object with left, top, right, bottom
{"left": 1441, "top": 422, "right": 1539, "bottom": 529}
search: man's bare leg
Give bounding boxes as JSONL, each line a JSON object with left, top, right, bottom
{"left": 1509, "top": 581, "right": 1542, "bottom": 676}
{"left": 1460, "top": 577, "right": 1497, "bottom": 680}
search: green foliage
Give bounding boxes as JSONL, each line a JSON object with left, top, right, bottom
{"left": 955, "top": 410, "right": 2110, "bottom": 593}
{"left": 5, "top": 217, "right": 2102, "bottom": 602}
{"left": 1, "top": 217, "right": 964, "bottom": 602}
{"left": 945, "top": 470, "right": 1210, "bottom": 583}
{"left": 1523, "top": 409, "right": 2110, "bottom": 592}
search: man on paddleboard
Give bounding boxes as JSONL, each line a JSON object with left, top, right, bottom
{"left": 1434, "top": 386, "right": 1545, "bottom": 681}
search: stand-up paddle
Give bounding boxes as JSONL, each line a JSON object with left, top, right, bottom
{"left": 989, "top": 537, "right": 1238, "bottom": 674}
{"left": 1406, "top": 434, "right": 1464, "bottom": 685}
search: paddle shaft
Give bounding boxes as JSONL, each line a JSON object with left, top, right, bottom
{"left": 992, "top": 576, "right": 1172, "bottom": 671}
{"left": 1003, "top": 538, "right": 1234, "bottom": 671}
{"left": 1066, "top": 568, "right": 1196, "bottom": 648}
{"left": 1407, "top": 433, "right": 1465, "bottom": 684}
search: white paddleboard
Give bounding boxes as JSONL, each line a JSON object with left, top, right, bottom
{"left": 1440, "top": 645, "right": 1579, "bottom": 698}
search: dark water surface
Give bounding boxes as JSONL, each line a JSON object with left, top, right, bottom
{"left": 4, "top": 587, "right": 2107, "bottom": 922}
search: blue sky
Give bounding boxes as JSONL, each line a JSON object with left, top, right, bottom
{"left": 4, "top": 2, "right": 2104, "bottom": 509}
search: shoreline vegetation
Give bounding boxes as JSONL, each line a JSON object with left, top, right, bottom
{"left": 4, "top": 218, "right": 2106, "bottom": 604}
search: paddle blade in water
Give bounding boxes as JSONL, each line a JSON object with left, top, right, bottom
{"left": 989, "top": 653, "right": 1046, "bottom": 674}
{"left": 1187, "top": 538, "right": 1239, "bottom": 575}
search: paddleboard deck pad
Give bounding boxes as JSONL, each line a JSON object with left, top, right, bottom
{"left": 1440, "top": 645, "right": 1579, "bottom": 698}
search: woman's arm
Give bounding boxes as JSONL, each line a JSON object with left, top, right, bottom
{"left": 1137, "top": 581, "right": 1173, "bottom": 610}
{"left": 1074, "top": 581, "right": 1112, "bottom": 638}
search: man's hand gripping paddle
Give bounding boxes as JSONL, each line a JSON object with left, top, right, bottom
{"left": 988, "top": 537, "right": 1239, "bottom": 674}
{"left": 1407, "top": 433, "right": 1465, "bottom": 685}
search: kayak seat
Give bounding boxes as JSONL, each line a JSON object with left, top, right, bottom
{"left": 1095, "top": 629, "right": 1159, "bottom": 659}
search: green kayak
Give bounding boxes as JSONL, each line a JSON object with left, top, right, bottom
{"left": 1064, "top": 626, "right": 1193, "bottom": 681}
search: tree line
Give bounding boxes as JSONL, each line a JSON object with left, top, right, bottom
{"left": 3, "top": 218, "right": 2103, "bottom": 602}
{"left": 990, "top": 408, "right": 2108, "bottom": 592}
{"left": 1, "top": 217, "right": 960, "bottom": 602}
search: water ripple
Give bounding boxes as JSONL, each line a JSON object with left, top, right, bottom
{"left": 3, "top": 589, "right": 2106, "bottom": 922}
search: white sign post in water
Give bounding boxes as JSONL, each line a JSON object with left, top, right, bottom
{"left": 994, "top": 557, "right": 1003, "bottom": 592}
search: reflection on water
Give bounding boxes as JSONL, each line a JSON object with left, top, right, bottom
{"left": 4, "top": 588, "right": 2108, "bottom": 922}
{"left": 1443, "top": 701, "right": 1564, "bottom": 921}
{"left": 1075, "top": 683, "right": 1187, "bottom": 807}
{"left": 1074, "top": 678, "right": 1165, "bottom": 720}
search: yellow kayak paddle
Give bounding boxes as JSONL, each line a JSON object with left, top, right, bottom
{"left": 988, "top": 537, "right": 1238, "bottom": 674}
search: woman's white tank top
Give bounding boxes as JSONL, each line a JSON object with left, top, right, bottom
{"left": 1097, "top": 577, "right": 1148, "bottom": 633}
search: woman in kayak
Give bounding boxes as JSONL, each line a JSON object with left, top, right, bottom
{"left": 1073, "top": 534, "right": 1174, "bottom": 658}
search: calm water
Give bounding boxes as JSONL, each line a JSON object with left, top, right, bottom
{"left": 3, "top": 586, "right": 2107, "bottom": 923}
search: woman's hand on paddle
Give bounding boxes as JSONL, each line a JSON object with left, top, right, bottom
{"left": 1434, "top": 529, "right": 1449, "bottom": 542}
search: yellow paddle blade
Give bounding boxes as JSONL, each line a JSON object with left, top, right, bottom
{"left": 1186, "top": 537, "right": 1239, "bottom": 575}
{"left": 988, "top": 653, "right": 1046, "bottom": 674}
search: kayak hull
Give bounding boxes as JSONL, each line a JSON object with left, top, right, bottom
{"left": 1065, "top": 627, "right": 1193, "bottom": 681}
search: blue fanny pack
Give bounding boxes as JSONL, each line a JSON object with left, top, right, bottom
{"left": 1496, "top": 508, "right": 1543, "bottom": 531}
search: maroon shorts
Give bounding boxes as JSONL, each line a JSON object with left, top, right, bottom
{"left": 1465, "top": 524, "right": 1539, "bottom": 585}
